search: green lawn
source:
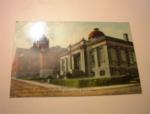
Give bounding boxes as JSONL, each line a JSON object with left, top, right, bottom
{"left": 50, "top": 75, "right": 132, "bottom": 88}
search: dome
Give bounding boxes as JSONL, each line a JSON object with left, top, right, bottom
{"left": 36, "top": 34, "right": 49, "bottom": 49}
{"left": 39, "top": 34, "right": 49, "bottom": 42}
{"left": 88, "top": 28, "right": 105, "bottom": 40}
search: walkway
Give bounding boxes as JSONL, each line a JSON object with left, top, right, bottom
{"left": 10, "top": 78, "right": 142, "bottom": 97}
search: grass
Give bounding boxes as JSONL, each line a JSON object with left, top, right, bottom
{"left": 18, "top": 74, "right": 139, "bottom": 88}
{"left": 50, "top": 75, "right": 132, "bottom": 88}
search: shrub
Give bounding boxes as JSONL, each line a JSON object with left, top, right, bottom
{"left": 66, "top": 70, "right": 87, "bottom": 79}
{"left": 51, "top": 79, "right": 80, "bottom": 87}
{"left": 50, "top": 75, "right": 131, "bottom": 88}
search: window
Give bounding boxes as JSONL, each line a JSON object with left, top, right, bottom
{"left": 74, "top": 53, "right": 80, "bottom": 70}
{"left": 96, "top": 47, "right": 105, "bottom": 66}
{"left": 89, "top": 50, "right": 95, "bottom": 68}
{"left": 129, "top": 51, "right": 136, "bottom": 64}
{"left": 70, "top": 55, "right": 72, "bottom": 69}
{"left": 91, "top": 71, "right": 95, "bottom": 76}
{"left": 111, "top": 68, "right": 120, "bottom": 75}
{"left": 61, "top": 59, "right": 65, "bottom": 72}
{"left": 65, "top": 58, "right": 68, "bottom": 72}
{"left": 100, "top": 70, "right": 105, "bottom": 76}
{"left": 110, "top": 48, "right": 118, "bottom": 62}
{"left": 120, "top": 49, "right": 127, "bottom": 62}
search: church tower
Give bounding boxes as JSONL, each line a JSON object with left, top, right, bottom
{"left": 31, "top": 35, "right": 49, "bottom": 51}
{"left": 36, "top": 35, "right": 49, "bottom": 49}
{"left": 36, "top": 35, "right": 50, "bottom": 77}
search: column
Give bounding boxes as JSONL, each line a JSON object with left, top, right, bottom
{"left": 80, "top": 50, "right": 85, "bottom": 72}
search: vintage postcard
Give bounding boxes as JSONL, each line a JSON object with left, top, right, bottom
{"left": 10, "top": 21, "right": 142, "bottom": 97}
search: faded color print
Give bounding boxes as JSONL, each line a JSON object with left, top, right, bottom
{"left": 10, "top": 22, "right": 142, "bottom": 97}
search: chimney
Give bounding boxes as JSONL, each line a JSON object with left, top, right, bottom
{"left": 123, "top": 33, "right": 129, "bottom": 41}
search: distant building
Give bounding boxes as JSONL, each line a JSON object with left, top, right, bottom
{"left": 60, "top": 28, "right": 138, "bottom": 78}
{"left": 11, "top": 35, "right": 66, "bottom": 79}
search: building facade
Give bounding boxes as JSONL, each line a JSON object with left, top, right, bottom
{"left": 60, "top": 28, "right": 138, "bottom": 78}
{"left": 12, "top": 35, "right": 66, "bottom": 79}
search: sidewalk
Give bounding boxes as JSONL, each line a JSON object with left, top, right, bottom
{"left": 12, "top": 78, "right": 140, "bottom": 90}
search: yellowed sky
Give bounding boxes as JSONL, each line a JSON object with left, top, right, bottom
{"left": 15, "top": 22, "right": 132, "bottom": 49}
